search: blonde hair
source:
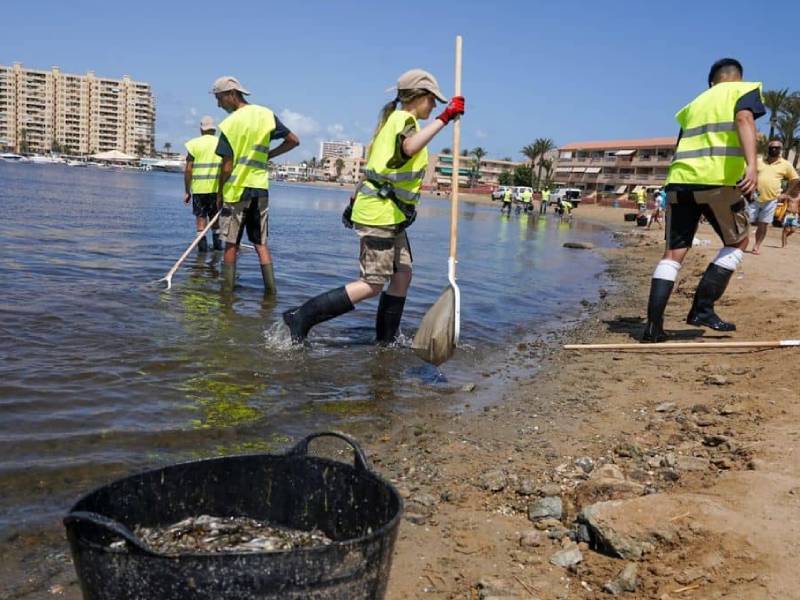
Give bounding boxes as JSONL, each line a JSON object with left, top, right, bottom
{"left": 367, "top": 88, "right": 431, "bottom": 158}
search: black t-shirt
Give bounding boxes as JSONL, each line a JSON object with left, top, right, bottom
{"left": 666, "top": 87, "right": 766, "bottom": 192}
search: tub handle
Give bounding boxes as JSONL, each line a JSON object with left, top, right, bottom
{"left": 64, "top": 511, "right": 158, "bottom": 556}
{"left": 289, "top": 431, "right": 370, "bottom": 472}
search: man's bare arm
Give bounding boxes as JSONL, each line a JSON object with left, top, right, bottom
{"left": 267, "top": 132, "right": 300, "bottom": 162}
{"left": 184, "top": 158, "right": 193, "bottom": 203}
{"left": 735, "top": 109, "right": 757, "bottom": 196}
{"left": 217, "top": 156, "right": 234, "bottom": 208}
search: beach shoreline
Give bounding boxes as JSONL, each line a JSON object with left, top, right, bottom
{"left": 2, "top": 205, "right": 798, "bottom": 599}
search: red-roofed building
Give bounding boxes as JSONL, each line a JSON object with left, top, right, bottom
{"left": 555, "top": 136, "right": 677, "bottom": 197}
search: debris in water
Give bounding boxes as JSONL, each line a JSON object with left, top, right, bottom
{"left": 111, "top": 515, "right": 332, "bottom": 554}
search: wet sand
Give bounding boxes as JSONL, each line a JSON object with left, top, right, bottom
{"left": 4, "top": 205, "right": 799, "bottom": 599}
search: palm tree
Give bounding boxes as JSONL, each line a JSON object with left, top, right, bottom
{"left": 532, "top": 138, "right": 556, "bottom": 188}
{"left": 763, "top": 88, "right": 791, "bottom": 141}
{"left": 470, "top": 146, "right": 487, "bottom": 187}
{"left": 520, "top": 143, "right": 538, "bottom": 187}
{"left": 440, "top": 147, "right": 451, "bottom": 154}
{"left": 777, "top": 96, "right": 800, "bottom": 166}
{"left": 541, "top": 158, "right": 553, "bottom": 186}
{"left": 334, "top": 158, "right": 345, "bottom": 178}
{"left": 163, "top": 142, "right": 172, "bottom": 155}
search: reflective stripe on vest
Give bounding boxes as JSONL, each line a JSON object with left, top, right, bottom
{"left": 351, "top": 110, "right": 428, "bottom": 227}
{"left": 184, "top": 134, "right": 221, "bottom": 194}
{"left": 218, "top": 104, "right": 276, "bottom": 203}
{"left": 667, "top": 81, "right": 762, "bottom": 187}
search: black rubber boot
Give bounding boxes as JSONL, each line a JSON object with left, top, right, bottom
{"left": 260, "top": 263, "right": 277, "bottom": 296}
{"left": 212, "top": 232, "right": 223, "bottom": 251}
{"left": 221, "top": 263, "right": 235, "bottom": 292}
{"left": 375, "top": 293, "right": 406, "bottom": 344}
{"left": 640, "top": 278, "right": 674, "bottom": 343}
{"left": 197, "top": 235, "right": 208, "bottom": 252}
{"left": 687, "top": 263, "right": 736, "bottom": 331}
{"left": 282, "top": 286, "right": 354, "bottom": 342}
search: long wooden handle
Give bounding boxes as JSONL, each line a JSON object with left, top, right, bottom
{"left": 164, "top": 212, "right": 220, "bottom": 279}
{"left": 449, "top": 35, "right": 462, "bottom": 262}
{"left": 564, "top": 340, "right": 800, "bottom": 351}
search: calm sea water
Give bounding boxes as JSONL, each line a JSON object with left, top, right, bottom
{"left": 0, "top": 162, "right": 612, "bottom": 532}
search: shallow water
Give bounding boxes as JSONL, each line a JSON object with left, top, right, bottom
{"left": 0, "top": 162, "right": 613, "bottom": 532}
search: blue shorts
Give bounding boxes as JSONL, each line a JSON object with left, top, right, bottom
{"left": 784, "top": 214, "right": 799, "bottom": 228}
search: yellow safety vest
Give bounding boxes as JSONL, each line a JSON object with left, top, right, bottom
{"left": 351, "top": 110, "right": 428, "bottom": 227}
{"left": 542, "top": 190, "right": 550, "bottom": 200}
{"left": 521, "top": 191, "right": 532, "bottom": 203}
{"left": 503, "top": 189, "right": 512, "bottom": 202}
{"left": 667, "top": 81, "right": 762, "bottom": 186}
{"left": 184, "top": 134, "right": 221, "bottom": 194}
{"left": 218, "top": 104, "right": 275, "bottom": 203}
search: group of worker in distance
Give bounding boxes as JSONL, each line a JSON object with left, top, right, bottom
{"left": 181, "top": 57, "right": 797, "bottom": 349}
{"left": 498, "top": 187, "right": 573, "bottom": 220}
{"left": 182, "top": 71, "right": 465, "bottom": 345}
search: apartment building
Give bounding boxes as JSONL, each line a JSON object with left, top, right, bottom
{"left": 554, "top": 137, "right": 677, "bottom": 195}
{"left": 318, "top": 139, "right": 364, "bottom": 162}
{"left": 0, "top": 63, "right": 155, "bottom": 155}
{"left": 424, "top": 153, "right": 522, "bottom": 189}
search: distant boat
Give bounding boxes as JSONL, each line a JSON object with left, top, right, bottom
{"left": 67, "top": 160, "right": 88, "bottom": 167}
{"left": 0, "top": 153, "right": 28, "bottom": 162}
{"left": 140, "top": 157, "right": 184, "bottom": 173}
{"left": 28, "top": 155, "right": 66, "bottom": 164}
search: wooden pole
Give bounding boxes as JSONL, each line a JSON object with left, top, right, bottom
{"left": 564, "top": 340, "right": 800, "bottom": 351}
{"left": 449, "top": 35, "right": 462, "bottom": 262}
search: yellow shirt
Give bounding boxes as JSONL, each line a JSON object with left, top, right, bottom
{"left": 757, "top": 157, "right": 799, "bottom": 202}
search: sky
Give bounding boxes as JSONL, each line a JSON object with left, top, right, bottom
{"left": 3, "top": 0, "right": 798, "bottom": 161}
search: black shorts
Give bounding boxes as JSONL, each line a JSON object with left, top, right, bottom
{"left": 192, "top": 193, "right": 218, "bottom": 219}
{"left": 665, "top": 187, "right": 749, "bottom": 250}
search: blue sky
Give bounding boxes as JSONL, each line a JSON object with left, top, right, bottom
{"left": 4, "top": 0, "right": 797, "bottom": 161}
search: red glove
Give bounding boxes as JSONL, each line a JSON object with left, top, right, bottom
{"left": 436, "top": 96, "right": 465, "bottom": 125}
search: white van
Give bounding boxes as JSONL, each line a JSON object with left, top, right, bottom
{"left": 512, "top": 186, "right": 533, "bottom": 201}
{"left": 549, "top": 188, "right": 583, "bottom": 206}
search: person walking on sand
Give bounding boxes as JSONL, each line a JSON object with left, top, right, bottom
{"left": 640, "top": 58, "right": 765, "bottom": 343}
{"left": 748, "top": 139, "right": 800, "bottom": 255}
{"left": 212, "top": 76, "right": 300, "bottom": 295}
{"left": 184, "top": 116, "right": 223, "bottom": 252}
{"left": 781, "top": 192, "right": 800, "bottom": 248}
{"left": 283, "top": 69, "right": 465, "bottom": 343}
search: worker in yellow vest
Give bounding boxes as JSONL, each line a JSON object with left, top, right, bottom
{"left": 212, "top": 76, "right": 300, "bottom": 295}
{"left": 540, "top": 188, "right": 550, "bottom": 214}
{"left": 501, "top": 187, "right": 513, "bottom": 215}
{"left": 641, "top": 58, "right": 764, "bottom": 343}
{"left": 520, "top": 189, "right": 533, "bottom": 213}
{"left": 184, "top": 116, "right": 223, "bottom": 252}
{"left": 283, "top": 69, "right": 465, "bottom": 343}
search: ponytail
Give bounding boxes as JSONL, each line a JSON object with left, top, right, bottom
{"left": 367, "top": 97, "right": 399, "bottom": 158}
{"left": 367, "top": 88, "right": 431, "bottom": 159}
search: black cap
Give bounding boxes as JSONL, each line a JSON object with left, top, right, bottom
{"left": 708, "top": 58, "right": 743, "bottom": 87}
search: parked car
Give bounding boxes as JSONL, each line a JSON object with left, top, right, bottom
{"left": 492, "top": 185, "right": 511, "bottom": 202}
{"left": 549, "top": 188, "right": 583, "bottom": 206}
{"left": 512, "top": 186, "right": 533, "bottom": 201}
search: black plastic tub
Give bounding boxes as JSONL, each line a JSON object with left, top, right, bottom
{"left": 63, "top": 432, "right": 403, "bottom": 599}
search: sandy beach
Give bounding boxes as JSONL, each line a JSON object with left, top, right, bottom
{"left": 3, "top": 204, "right": 798, "bottom": 600}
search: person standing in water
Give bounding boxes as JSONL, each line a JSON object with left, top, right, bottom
{"left": 184, "top": 116, "right": 223, "bottom": 252}
{"left": 283, "top": 69, "right": 465, "bottom": 343}
{"left": 212, "top": 76, "right": 300, "bottom": 295}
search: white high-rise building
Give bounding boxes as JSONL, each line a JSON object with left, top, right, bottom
{"left": 318, "top": 139, "right": 364, "bottom": 162}
{"left": 0, "top": 62, "right": 155, "bottom": 155}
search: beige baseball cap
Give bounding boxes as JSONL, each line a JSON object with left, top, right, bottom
{"left": 395, "top": 69, "right": 447, "bottom": 102}
{"left": 199, "top": 115, "right": 215, "bottom": 130}
{"left": 211, "top": 76, "right": 250, "bottom": 95}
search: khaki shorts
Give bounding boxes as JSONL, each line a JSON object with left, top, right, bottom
{"left": 219, "top": 189, "right": 269, "bottom": 246}
{"left": 666, "top": 187, "right": 749, "bottom": 249}
{"left": 355, "top": 225, "right": 412, "bottom": 284}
